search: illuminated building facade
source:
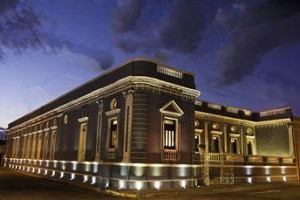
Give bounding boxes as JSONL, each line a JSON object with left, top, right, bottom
{"left": 4, "top": 59, "right": 298, "bottom": 190}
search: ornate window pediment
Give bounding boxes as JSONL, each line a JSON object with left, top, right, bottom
{"left": 160, "top": 100, "right": 183, "bottom": 161}
{"left": 159, "top": 100, "right": 184, "bottom": 117}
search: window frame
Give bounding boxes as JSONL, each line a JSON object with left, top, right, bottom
{"left": 162, "top": 117, "right": 178, "bottom": 150}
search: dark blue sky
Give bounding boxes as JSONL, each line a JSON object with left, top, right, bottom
{"left": 0, "top": 0, "right": 300, "bottom": 127}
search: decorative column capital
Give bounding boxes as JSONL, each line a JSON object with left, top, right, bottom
{"left": 122, "top": 89, "right": 135, "bottom": 98}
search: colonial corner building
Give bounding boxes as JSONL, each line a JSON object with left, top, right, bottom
{"left": 4, "top": 58, "right": 299, "bottom": 190}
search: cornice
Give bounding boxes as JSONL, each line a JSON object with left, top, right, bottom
{"left": 78, "top": 117, "right": 89, "bottom": 124}
{"left": 195, "top": 111, "right": 255, "bottom": 125}
{"left": 195, "top": 111, "right": 291, "bottom": 127}
{"left": 8, "top": 76, "right": 199, "bottom": 134}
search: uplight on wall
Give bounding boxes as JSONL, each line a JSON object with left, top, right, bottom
{"left": 91, "top": 176, "right": 96, "bottom": 185}
{"left": 70, "top": 173, "right": 75, "bottom": 180}
{"left": 245, "top": 166, "right": 253, "bottom": 175}
{"left": 53, "top": 160, "right": 58, "bottom": 168}
{"left": 72, "top": 161, "right": 77, "bottom": 171}
{"left": 83, "top": 175, "right": 88, "bottom": 183}
{"left": 61, "top": 161, "right": 66, "bottom": 171}
{"left": 60, "top": 172, "right": 64, "bottom": 178}
{"left": 52, "top": 170, "right": 56, "bottom": 177}
{"left": 135, "top": 181, "right": 143, "bottom": 191}
{"left": 85, "top": 162, "right": 90, "bottom": 172}
{"left": 266, "top": 176, "right": 271, "bottom": 182}
{"left": 119, "top": 180, "right": 125, "bottom": 189}
{"left": 93, "top": 162, "right": 98, "bottom": 173}
{"left": 247, "top": 177, "right": 252, "bottom": 184}
{"left": 154, "top": 181, "right": 161, "bottom": 190}
{"left": 180, "top": 180, "right": 187, "bottom": 188}
{"left": 264, "top": 166, "right": 271, "bottom": 175}
{"left": 283, "top": 176, "right": 287, "bottom": 182}
{"left": 281, "top": 166, "right": 286, "bottom": 174}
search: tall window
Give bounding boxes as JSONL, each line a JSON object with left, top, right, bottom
{"left": 109, "top": 119, "right": 118, "bottom": 148}
{"left": 49, "top": 130, "right": 56, "bottom": 160}
{"left": 230, "top": 138, "right": 238, "bottom": 154}
{"left": 195, "top": 134, "right": 201, "bottom": 152}
{"left": 105, "top": 98, "right": 121, "bottom": 160}
{"left": 26, "top": 135, "right": 32, "bottom": 159}
{"left": 195, "top": 129, "right": 204, "bottom": 153}
{"left": 13, "top": 137, "right": 20, "bottom": 158}
{"left": 22, "top": 136, "right": 27, "bottom": 158}
{"left": 78, "top": 123, "right": 87, "bottom": 161}
{"left": 36, "top": 134, "right": 42, "bottom": 160}
{"left": 247, "top": 141, "right": 253, "bottom": 155}
{"left": 42, "top": 132, "right": 49, "bottom": 159}
{"left": 163, "top": 119, "right": 176, "bottom": 149}
{"left": 211, "top": 136, "right": 219, "bottom": 153}
{"left": 31, "top": 134, "right": 37, "bottom": 159}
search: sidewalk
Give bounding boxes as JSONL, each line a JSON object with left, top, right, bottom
{"left": 4, "top": 167, "right": 300, "bottom": 199}
{"left": 111, "top": 181, "right": 300, "bottom": 199}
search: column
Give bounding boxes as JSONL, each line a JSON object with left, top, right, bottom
{"left": 204, "top": 121, "right": 209, "bottom": 153}
{"left": 240, "top": 125, "right": 245, "bottom": 155}
{"left": 223, "top": 124, "right": 228, "bottom": 153}
{"left": 95, "top": 99, "right": 104, "bottom": 161}
{"left": 252, "top": 128, "right": 257, "bottom": 155}
{"left": 122, "top": 90, "right": 134, "bottom": 162}
{"left": 204, "top": 121, "right": 210, "bottom": 186}
{"left": 288, "top": 123, "right": 294, "bottom": 157}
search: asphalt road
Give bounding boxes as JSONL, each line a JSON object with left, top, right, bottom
{"left": 0, "top": 168, "right": 120, "bottom": 200}
{"left": 1, "top": 167, "right": 300, "bottom": 200}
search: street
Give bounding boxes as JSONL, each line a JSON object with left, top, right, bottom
{"left": 0, "top": 168, "right": 120, "bottom": 200}
{"left": 1, "top": 167, "right": 300, "bottom": 199}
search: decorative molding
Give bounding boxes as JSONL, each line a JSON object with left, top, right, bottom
{"left": 195, "top": 128, "right": 203, "bottom": 133}
{"left": 211, "top": 130, "right": 223, "bottom": 135}
{"left": 8, "top": 75, "right": 200, "bottom": 134}
{"left": 246, "top": 135, "right": 255, "bottom": 140}
{"left": 78, "top": 117, "right": 89, "bottom": 124}
{"left": 160, "top": 100, "right": 184, "bottom": 117}
{"left": 196, "top": 111, "right": 291, "bottom": 127}
{"left": 105, "top": 109, "right": 121, "bottom": 118}
{"left": 43, "top": 128, "right": 50, "bottom": 132}
{"left": 196, "top": 111, "right": 255, "bottom": 125}
{"left": 230, "top": 133, "right": 240, "bottom": 138}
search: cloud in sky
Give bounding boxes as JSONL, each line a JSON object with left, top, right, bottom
{"left": 0, "top": 0, "right": 114, "bottom": 71}
{"left": 110, "top": 0, "right": 206, "bottom": 59}
{"left": 111, "top": 0, "right": 146, "bottom": 33}
{"left": 213, "top": 0, "right": 300, "bottom": 86}
{"left": 0, "top": 0, "right": 42, "bottom": 58}
{"left": 159, "top": 0, "right": 205, "bottom": 54}
{"left": 1, "top": 0, "right": 300, "bottom": 127}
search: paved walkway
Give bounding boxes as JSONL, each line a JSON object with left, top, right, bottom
{"left": 2, "top": 167, "right": 300, "bottom": 199}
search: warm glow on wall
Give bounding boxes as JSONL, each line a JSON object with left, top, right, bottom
{"left": 135, "top": 181, "right": 143, "bottom": 191}
{"left": 154, "top": 181, "right": 161, "bottom": 190}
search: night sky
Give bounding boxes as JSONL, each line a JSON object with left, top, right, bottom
{"left": 0, "top": 0, "right": 300, "bottom": 128}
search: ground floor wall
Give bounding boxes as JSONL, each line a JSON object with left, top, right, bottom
{"left": 4, "top": 157, "right": 298, "bottom": 190}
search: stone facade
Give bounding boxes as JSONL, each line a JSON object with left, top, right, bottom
{"left": 4, "top": 59, "right": 298, "bottom": 190}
